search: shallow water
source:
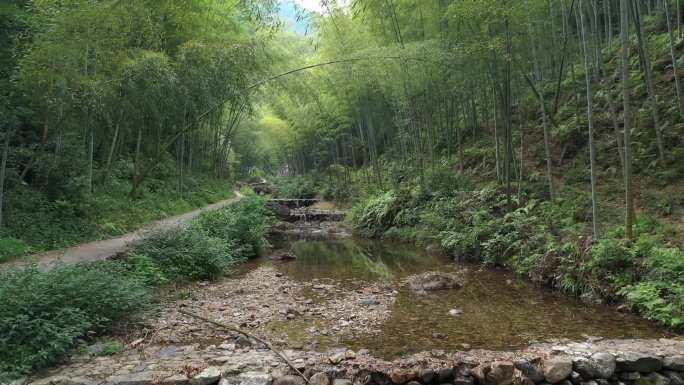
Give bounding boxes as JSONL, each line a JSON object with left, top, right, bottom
{"left": 272, "top": 238, "right": 670, "bottom": 358}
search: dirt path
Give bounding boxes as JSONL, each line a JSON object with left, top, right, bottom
{"left": 4, "top": 191, "right": 244, "bottom": 268}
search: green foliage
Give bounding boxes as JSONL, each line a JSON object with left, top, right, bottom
{"left": 0, "top": 263, "right": 150, "bottom": 378}
{"left": 274, "top": 175, "right": 318, "bottom": 199}
{"left": 1, "top": 177, "right": 233, "bottom": 256}
{"left": 0, "top": 237, "right": 32, "bottom": 262}
{"left": 130, "top": 227, "right": 235, "bottom": 281}
{"left": 101, "top": 340, "right": 125, "bottom": 356}
{"left": 192, "top": 196, "right": 274, "bottom": 259}
{"left": 349, "top": 191, "right": 400, "bottom": 236}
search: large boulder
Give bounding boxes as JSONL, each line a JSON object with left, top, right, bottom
{"left": 408, "top": 272, "right": 463, "bottom": 294}
{"left": 573, "top": 354, "right": 615, "bottom": 379}
{"left": 472, "top": 361, "right": 514, "bottom": 385}
{"left": 544, "top": 358, "right": 573, "bottom": 384}
{"left": 616, "top": 353, "right": 663, "bottom": 373}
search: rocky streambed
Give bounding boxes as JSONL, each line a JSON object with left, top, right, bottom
{"left": 21, "top": 210, "right": 683, "bottom": 385}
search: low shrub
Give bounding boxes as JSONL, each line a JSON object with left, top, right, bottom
{"left": 130, "top": 227, "right": 236, "bottom": 281}
{"left": 0, "top": 236, "right": 32, "bottom": 262}
{"left": 0, "top": 263, "right": 150, "bottom": 378}
{"left": 192, "top": 196, "right": 274, "bottom": 259}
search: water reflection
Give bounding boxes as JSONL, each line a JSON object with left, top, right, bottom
{"left": 272, "top": 238, "right": 670, "bottom": 358}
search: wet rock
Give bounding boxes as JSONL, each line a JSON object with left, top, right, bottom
{"left": 406, "top": 381, "right": 422, "bottom": 385}
{"left": 472, "top": 361, "right": 514, "bottom": 385}
{"left": 616, "top": 353, "right": 663, "bottom": 373}
{"left": 191, "top": 367, "right": 222, "bottom": 385}
{"left": 273, "top": 375, "right": 306, "bottom": 385}
{"left": 390, "top": 369, "right": 418, "bottom": 384}
{"left": 573, "top": 353, "right": 615, "bottom": 379}
{"left": 408, "top": 272, "right": 463, "bottom": 294}
{"left": 665, "top": 356, "right": 684, "bottom": 371}
{"left": 579, "top": 381, "right": 598, "bottom": 385}
{"left": 557, "top": 380, "right": 573, "bottom": 385}
{"left": 438, "top": 368, "right": 455, "bottom": 383}
{"left": 543, "top": 358, "right": 573, "bottom": 384}
{"left": 420, "top": 369, "right": 437, "bottom": 384}
{"left": 515, "top": 360, "right": 545, "bottom": 383}
{"left": 664, "top": 371, "right": 684, "bottom": 385}
{"left": 310, "top": 373, "right": 331, "bottom": 385}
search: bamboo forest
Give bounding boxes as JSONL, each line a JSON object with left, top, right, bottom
{"left": 1, "top": 1, "right": 684, "bottom": 384}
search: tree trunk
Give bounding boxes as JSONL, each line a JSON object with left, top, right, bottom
{"left": 665, "top": 0, "right": 684, "bottom": 123}
{"left": 632, "top": 0, "right": 665, "bottom": 164}
{"left": 526, "top": 0, "right": 555, "bottom": 199}
{"left": 579, "top": 0, "right": 601, "bottom": 239}
{"left": 621, "top": 0, "right": 635, "bottom": 240}
{"left": 0, "top": 130, "right": 10, "bottom": 228}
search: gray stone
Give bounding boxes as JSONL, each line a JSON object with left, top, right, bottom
{"left": 472, "top": 361, "right": 514, "bottom": 385}
{"left": 333, "top": 379, "right": 352, "bottom": 385}
{"left": 591, "top": 353, "right": 616, "bottom": 379}
{"left": 106, "top": 372, "right": 168, "bottom": 385}
{"left": 616, "top": 353, "right": 663, "bottom": 373}
{"left": 273, "top": 375, "right": 306, "bottom": 385}
{"left": 579, "top": 381, "right": 597, "bottom": 385}
{"left": 220, "top": 372, "right": 272, "bottom": 385}
{"left": 664, "top": 371, "right": 684, "bottom": 385}
{"left": 515, "top": 360, "right": 545, "bottom": 383}
{"left": 161, "top": 374, "right": 190, "bottom": 385}
{"left": 421, "top": 369, "right": 436, "bottom": 384}
{"left": 594, "top": 380, "right": 608, "bottom": 385}
{"left": 544, "top": 358, "right": 573, "bottom": 384}
{"left": 644, "top": 373, "right": 671, "bottom": 385}
{"left": 618, "top": 372, "right": 641, "bottom": 381}
{"left": 665, "top": 356, "right": 684, "bottom": 371}
{"left": 190, "top": 367, "right": 222, "bottom": 385}
{"left": 310, "top": 373, "right": 330, "bottom": 385}
{"left": 573, "top": 354, "right": 615, "bottom": 380}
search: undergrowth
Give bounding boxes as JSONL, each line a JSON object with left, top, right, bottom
{"left": 0, "top": 194, "right": 273, "bottom": 380}
{"left": 349, "top": 174, "right": 684, "bottom": 329}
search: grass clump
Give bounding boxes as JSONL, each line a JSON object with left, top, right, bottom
{"left": 0, "top": 262, "right": 150, "bottom": 379}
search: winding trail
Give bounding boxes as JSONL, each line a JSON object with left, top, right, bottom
{"left": 4, "top": 191, "right": 244, "bottom": 269}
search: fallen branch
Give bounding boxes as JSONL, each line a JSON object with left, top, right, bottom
{"left": 178, "top": 309, "right": 310, "bottom": 385}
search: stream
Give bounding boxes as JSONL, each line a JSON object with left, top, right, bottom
{"left": 266, "top": 236, "right": 669, "bottom": 359}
